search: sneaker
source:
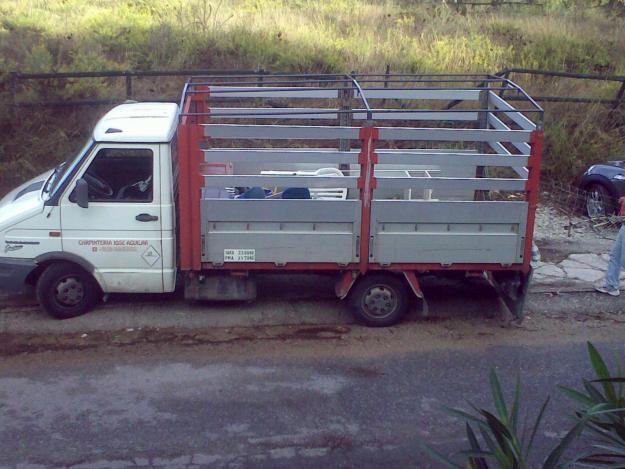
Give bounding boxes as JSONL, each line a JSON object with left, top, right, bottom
{"left": 595, "top": 285, "right": 620, "bottom": 296}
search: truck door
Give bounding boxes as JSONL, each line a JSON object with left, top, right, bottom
{"left": 60, "top": 144, "right": 164, "bottom": 293}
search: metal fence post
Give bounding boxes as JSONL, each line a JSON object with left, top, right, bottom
{"left": 125, "top": 74, "right": 133, "bottom": 100}
{"left": 497, "top": 69, "right": 510, "bottom": 98}
{"left": 257, "top": 68, "right": 265, "bottom": 87}
{"left": 613, "top": 80, "right": 625, "bottom": 109}
{"left": 9, "top": 71, "right": 18, "bottom": 119}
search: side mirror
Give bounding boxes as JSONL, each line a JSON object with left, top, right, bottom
{"left": 73, "top": 178, "right": 89, "bottom": 209}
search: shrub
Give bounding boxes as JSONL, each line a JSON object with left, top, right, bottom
{"left": 418, "top": 370, "right": 589, "bottom": 468}
{"left": 419, "top": 343, "right": 625, "bottom": 468}
{"left": 559, "top": 342, "right": 625, "bottom": 466}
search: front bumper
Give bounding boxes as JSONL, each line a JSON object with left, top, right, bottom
{"left": 0, "top": 257, "right": 37, "bottom": 295}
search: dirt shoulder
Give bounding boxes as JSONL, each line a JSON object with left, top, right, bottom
{"left": 1, "top": 288, "right": 624, "bottom": 358}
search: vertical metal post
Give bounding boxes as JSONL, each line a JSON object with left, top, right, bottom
{"left": 384, "top": 64, "right": 390, "bottom": 88}
{"left": 339, "top": 77, "right": 353, "bottom": 172}
{"left": 178, "top": 86, "right": 210, "bottom": 271}
{"left": 477, "top": 89, "right": 490, "bottom": 149}
{"left": 125, "top": 74, "right": 133, "bottom": 100}
{"left": 522, "top": 130, "right": 544, "bottom": 273}
{"left": 189, "top": 87, "right": 209, "bottom": 270}
{"left": 474, "top": 88, "right": 490, "bottom": 200}
{"left": 358, "top": 126, "right": 378, "bottom": 274}
{"left": 189, "top": 123, "right": 205, "bottom": 270}
{"left": 177, "top": 120, "right": 193, "bottom": 271}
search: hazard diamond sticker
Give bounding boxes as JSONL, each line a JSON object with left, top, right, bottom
{"left": 141, "top": 245, "right": 161, "bottom": 266}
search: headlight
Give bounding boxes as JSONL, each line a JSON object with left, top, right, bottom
{"left": 613, "top": 174, "right": 625, "bottom": 180}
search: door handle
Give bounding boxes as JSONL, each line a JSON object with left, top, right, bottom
{"left": 136, "top": 213, "right": 159, "bottom": 222}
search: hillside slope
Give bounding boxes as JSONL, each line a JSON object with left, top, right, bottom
{"left": 0, "top": 0, "right": 624, "bottom": 193}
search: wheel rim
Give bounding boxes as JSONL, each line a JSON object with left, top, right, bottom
{"left": 54, "top": 276, "right": 85, "bottom": 307}
{"left": 587, "top": 188, "right": 605, "bottom": 218}
{"left": 361, "top": 285, "right": 397, "bottom": 319}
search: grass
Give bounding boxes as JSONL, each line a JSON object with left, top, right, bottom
{"left": 0, "top": 0, "right": 624, "bottom": 193}
{"left": 2, "top": 0, "right": 624, "bottom": 75}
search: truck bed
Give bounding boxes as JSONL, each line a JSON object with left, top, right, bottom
{"left": 177, "top": 73, "right": 543, "bottom": 273}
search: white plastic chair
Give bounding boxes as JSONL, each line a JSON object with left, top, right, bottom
{"left": 308, "top": 168, "right": 347, "bottom": 200}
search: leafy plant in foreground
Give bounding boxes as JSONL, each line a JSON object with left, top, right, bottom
{"left": 418, "top": 369, "right": 594, "bottom": 469}
{"left": 559, "top": 342, "right": 625, "bottom": 467}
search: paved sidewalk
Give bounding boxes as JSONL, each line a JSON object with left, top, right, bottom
{"left": 532, "top": 252, "right": 625, "bottom": 292}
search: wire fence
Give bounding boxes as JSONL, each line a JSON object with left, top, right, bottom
{"left": 497, "top": 68, "right": 625, "bottom": 109}
{"left": 7, "top": 68, "right": 265, "bottom": 109}
{"left": 7, "top": 66, "right": 625, "bottom": 110}
{"left": 446, "top": 0, "right": 541, "bottom": 6}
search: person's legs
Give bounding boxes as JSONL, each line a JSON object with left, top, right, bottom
{"left": 603, "top": 225, "right": 625, "bottom": 291}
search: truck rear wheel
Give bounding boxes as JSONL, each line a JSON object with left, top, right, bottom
{"left": 36, "top": 263, "right": 99, "bottom": 319}
{"left": 348, "top": 274, "right": 409, "bottom": 327}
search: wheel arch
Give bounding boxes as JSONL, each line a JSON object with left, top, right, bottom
{"left": 27, "top": 252, "right": 105, "bottom": 292}
{"left": 337, "top": 270, "right": 420, "bottom": 300}
{"left": 580, "top": 175, "right": 618, "bottom": 197}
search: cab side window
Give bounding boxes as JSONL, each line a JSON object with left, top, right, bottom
{"left": 82, "top": 148, "right": 153, "bottom": 202}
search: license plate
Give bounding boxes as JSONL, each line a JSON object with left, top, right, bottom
{"left": 224, "top": 249, "right": 256, "bottom": 262}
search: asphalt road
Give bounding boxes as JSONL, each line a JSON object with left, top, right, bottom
{"left": 2, "top": 273, "right": 625, "bottom": 468}
{"left": 1, "top": 330, "right": 623, "bottom": 468}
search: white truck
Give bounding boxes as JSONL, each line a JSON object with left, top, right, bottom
{"left": 0, "top": 73, "right": 543, "bottom": 326}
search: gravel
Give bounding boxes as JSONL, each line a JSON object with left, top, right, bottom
{"left": 534, "top": 203, "right": 618, "bottom": 242}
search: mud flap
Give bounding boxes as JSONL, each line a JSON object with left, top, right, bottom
{"left": 402, "top": 271, "right": 429, "bottom": 318}
{"left": 489, "top": 268, "right": 532, "bottom": 322}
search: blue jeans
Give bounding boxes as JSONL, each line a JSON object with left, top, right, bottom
{"left": 605, "top": 225, "right": 625, "bottom": 290}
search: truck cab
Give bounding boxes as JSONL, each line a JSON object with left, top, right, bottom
{"left": 0, "top": 103, "right": 179, "bottom": 318}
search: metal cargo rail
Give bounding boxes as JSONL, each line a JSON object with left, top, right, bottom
{"left": 176, "top": 73, "right": 544, "bottom": 289}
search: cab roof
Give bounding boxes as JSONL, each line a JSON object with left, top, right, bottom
{"left": 93, "top": 102, "right": 179, "bottom": 143}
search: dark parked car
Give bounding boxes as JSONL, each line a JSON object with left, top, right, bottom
{"left": 580, "top": 160, "right": 625, "bottom": 217}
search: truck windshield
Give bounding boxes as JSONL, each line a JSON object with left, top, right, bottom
{"left": 42, "top": 139, "right": 93, "bottom": 200}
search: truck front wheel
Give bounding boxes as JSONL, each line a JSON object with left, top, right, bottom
{"left": 36, "top": 263, "right": 100, "bottom": 319}
{"left": 348, "top": 274, "right": 409, "bottom": 327}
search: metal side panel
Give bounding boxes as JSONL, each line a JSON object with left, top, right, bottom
{"left": 375, "top": 177, "right": 526, "bottom": 192}
{"left": 207, "top": 86, "right": 339, "bottom": 98}
{"left": 201, "top": 199, "right": 361, "bottom": 264}
{"left": 204, "top": 175, "right": 359, "bottom": 189}
{"left": 372, "top": 200, "right": 528, "bottom": 224}
{"left": 374, "top": 232, "right": 523, "bottom": 264}
{"left": 488, "top": 91, "right": 537, "bottom": 131}
{"left": 357, "top": 89, "right": 481, "bottom": 101}
{"left": 376, "top": 152, "right": 528, "bottom": 167}
{"left": 352, "top": 110, "right": 478, "bottom": 121}
{"left": 488, "top": 114, "right": 532, "bottom": 155}
{"left": 204, "top": 149, "right": 360, "bottom": 165}
{"left": 201, "top": 199, "right": 361, "bottom": 222}
{"left": 371, "top": 201, "right": 527, "bottom": 265}
{"left": 378, "top": 127, "right": 531, "bottom": 143}
{"left": 208, "top": 108, "right": 339, "bottom": 119}
{"left": 203, "top": 124, "right": 360, "bottom": 140}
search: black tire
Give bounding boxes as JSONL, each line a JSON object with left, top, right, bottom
{"left": 348, "top": 274, "right": 409, "bottom": 327}
{"left": 36, "top": 263, "right": 100, "bottom": 319}
{"left": 586, "top": 183, "right": 616, "bottom": 218}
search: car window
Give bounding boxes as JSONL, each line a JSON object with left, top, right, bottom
{"left": 82, "top": 148, "right": 153, "bottom": 203}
